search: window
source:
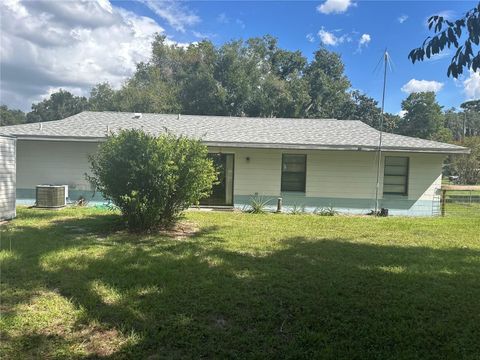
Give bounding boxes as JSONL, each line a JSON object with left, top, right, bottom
{"left": 383, "top": 156, "right": 409, "bottom": 195}
{"left": 281, "top": 154, "right": 306, "bottom": 192}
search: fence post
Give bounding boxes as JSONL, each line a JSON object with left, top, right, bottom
{"left": 441, "top": 189, "right": 447, "bottom": 217}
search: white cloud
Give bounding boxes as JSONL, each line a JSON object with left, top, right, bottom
{"left": 306, "top": 33, "right": 315, "bottom": 43}
{"left": 0, "top": 0, "right": 185, "bottom": 110}
{"left": 217, "top": 12, "right": 229, "bottom": 24}
{"left": 398, "top": 14, "right": 408, "bottom": 23}
{"left": 401, "top": 79, "right": 444, "bottom": 94}
{"left": 355, "top": 33, "right": 371, "bottom": 53}
{"left": 317, "top": 0, "right": 354, "bottom": 15}
{"left": 318, "top": 27, "right": 351, "bottom": 46}
{"left": 137, "top": 0, "right": 199, "bottom": 33}
{"left": 359, "top": 33, "right": 370, "bottom": 46}
{"left": 397, "top": 110, "right": 407, "bottom": 118}
{"left": 463, "top": 70, "right": 480, "bottom": 100}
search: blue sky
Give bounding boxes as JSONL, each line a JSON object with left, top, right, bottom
{"left": 1, "top": 0, "right": 478, "bottom": 114}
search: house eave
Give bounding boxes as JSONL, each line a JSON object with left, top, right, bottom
{"left": 10, "top": 135, "right": 470, "bottom": 154}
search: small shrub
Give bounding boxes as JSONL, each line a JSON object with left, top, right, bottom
{"left": 87, "top": 129, "right": 217, "bottom": 232}
{"left": 75, "top": 196, "right": 88, "bottom": 207}
{"left": 246, "top": 195, "right": 271, "bottom": 214}
{"left": 290, "top": 204, "right": 306, "bottom": 215}
{"left": 314, "top": 206, "right": 338, "bottom": 216}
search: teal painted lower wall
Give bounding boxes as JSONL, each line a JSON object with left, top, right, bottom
{"left": 234, "top": 193, "right": 439, "bottom": 216}
{"left": 16, "top": 188, "right": 106, "bottom": 206}
{"left": 17, "top": 188, "right": 439, "bottom": 216}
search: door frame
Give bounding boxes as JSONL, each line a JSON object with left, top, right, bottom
{"left": 201, "top": 152, "right": 235, "bottom": 206}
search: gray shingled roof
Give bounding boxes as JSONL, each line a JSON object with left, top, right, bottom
{"left": 0, "top": 111, "right": 469, "bottom": 154}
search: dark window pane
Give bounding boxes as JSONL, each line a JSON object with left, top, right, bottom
{"left": 383, "top": 156, "right": 408, "bottom": 195}
{"left": 282, "top": 154, "right": 306, "bottom": 192}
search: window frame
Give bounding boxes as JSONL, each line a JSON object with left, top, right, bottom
{"left": 383, "top": 156, "right": 409, "bottom": 196}
{"left": 281, "top": 154, "right": 307, "bottom": 193}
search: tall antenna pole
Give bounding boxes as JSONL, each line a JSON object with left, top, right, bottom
{"left": 374, "top": 49, "right": 388, "bottom": 215}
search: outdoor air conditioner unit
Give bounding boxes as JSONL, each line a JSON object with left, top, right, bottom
{"left": 36, "top": 185, "right": 68, "bottom": 208}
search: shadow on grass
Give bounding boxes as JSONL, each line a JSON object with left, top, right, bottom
{"left": 2, "top": 210, "right": 480, "bottom": 359}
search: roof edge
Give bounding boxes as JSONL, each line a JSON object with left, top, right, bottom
{"left": 12, "top": 135, "right": 470, "bottom": 154}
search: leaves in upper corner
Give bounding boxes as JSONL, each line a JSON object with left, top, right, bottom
{"left": 409, "top": 2, "right": 480, "bottom": 78}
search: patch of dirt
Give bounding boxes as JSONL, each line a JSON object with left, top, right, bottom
{"left": 157, "top": 221, "right": 200, "bottom": 239}
{"left": 77, "top": 325, "right": 124, "bottom": 357}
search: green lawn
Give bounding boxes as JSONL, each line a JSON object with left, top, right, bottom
{"left": 1, "top": 206, "right": 480, "bottom": 359}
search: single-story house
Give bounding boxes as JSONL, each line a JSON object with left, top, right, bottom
{"left": 0, "top": 111, "right": 469, "bottom": 216}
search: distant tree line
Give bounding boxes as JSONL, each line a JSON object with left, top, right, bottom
{"left": 1, "top": 34, "right": 478, "bottom": 144}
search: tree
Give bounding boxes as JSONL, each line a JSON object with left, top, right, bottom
{"left": 0, "top": 105, "right": 26, "bottom": 126}
{"left": 305, "top": 48, "right": 351, "bottom": 118}
{"left": 452, "top": 136, "right": 480, "bottom": 184}
{"left": 87, "top": 129, "right": 217, "bottom": 232}
{"left": 408, "top": 2, "right": 480, "bottom": 78}
{"left": 88, "top": 83, "right": 117, "bottom": 111}
{"left": 397, "top": 92, "right": 445, "bottom": 139}
{"left": 26, "top": 89, "right": 88, "bottom": 123}
{"left": 340, "top": 91, "right": 382, "bottom": 128}
{"left": 460, "top": 99, "right": 480, "bottom": 112}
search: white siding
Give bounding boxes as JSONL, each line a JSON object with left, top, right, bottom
{"left": 16, "top": 140, "right": 100, "bottom": 191}
{"left": 0, "top": 136, "right": 16, "bottom": 220}
{"left": 15, "top": 141, "right": 444, "bottom": 215}
{"left": 209, "top": 147, "right": 444, "bottom": 201}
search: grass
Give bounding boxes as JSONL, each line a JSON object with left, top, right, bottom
{"left": 1, "top": 206, "right": 480, "bottom": 359}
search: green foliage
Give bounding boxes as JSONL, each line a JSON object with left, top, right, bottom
{"left": 87, "top": 129, "right": 217, "bottom": 231}
{"left": 461, "top": 99, "right": 480, "bottom": 112}
{"left": 452, "top": 136, "right": 480, "bottom": 184}
{"left": 0, "top": 105, "right": 26, "bottom": 126}
{"left": 305, "top": 48, "right": 352, "bottom": 118}
{"left": 289, "top": 204, "right": 306, "bottom": 215}
{"left": 88, "top": 83, "right": 117, "bottom": 111}
{"left": 85, "top": 35, "right": 382, "bottom": 122}
{"left": 397, "top": 92, "right": 445, "bottom": 139}
{"left": 26, "top": 89, "right": 88, "bottom": 123}
{"left": 246, "top": 195, "right": 271, "bottom": 214}
{"left": 314, "top": 206, "right": 338, "bottom": 216}
{"left": 409, "top": 2, "right": 480, "bottom": 78}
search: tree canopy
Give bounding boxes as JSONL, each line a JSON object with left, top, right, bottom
{"left": 26, "top": 90, "right": 88, "bottom": 123}
{"left": 397, "top": 92, "right": 447, "bottom": 140}
{"left": 0, "top": 105, "right": 26, "bottom": 126}
{"left": 2, "top": 35, "right": 389, "bottom": 128}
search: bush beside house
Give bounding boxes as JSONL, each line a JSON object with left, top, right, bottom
{"left": 87, "top": 130, "right": 217, "bottom": 232}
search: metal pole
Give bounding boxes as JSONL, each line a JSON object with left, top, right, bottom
{"left": 374, "top": 50, "right": 388, "bottom": 215}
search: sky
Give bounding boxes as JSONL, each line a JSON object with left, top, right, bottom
{"left": 1, "top": 0, "right": 479, "bottom": 115}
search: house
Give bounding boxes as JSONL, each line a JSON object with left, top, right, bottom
{"left": 0, "top": 135, "right": 16, "bottom": 220}
{"left": 0, "top": 111, "right": 469, "bottom": 216}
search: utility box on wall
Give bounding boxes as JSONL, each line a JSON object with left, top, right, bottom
{"left": 0, "top": 136, "right": 16, "bottom": 220}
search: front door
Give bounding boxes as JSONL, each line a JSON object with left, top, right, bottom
{"left": 201, "top": 153, "right": 234, "bottom": 206}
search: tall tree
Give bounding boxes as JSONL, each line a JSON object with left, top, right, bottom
{"left": 408, "top": 2, "right": 480, "bottom": 78}
{"left": 26, "top": 90, "right": 88, "bottom": 123}
{"left": 305, "top": 48, "right": 351, "bottom": 118}
{"left": 0, "top": 105, "right": 26, "bottom": 126}
{"left": 397, "top": 92, "right": 445, "bottom": 139}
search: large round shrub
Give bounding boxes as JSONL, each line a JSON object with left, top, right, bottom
{"left": 87, "top": 129, "right": 217, "bottom": 231}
